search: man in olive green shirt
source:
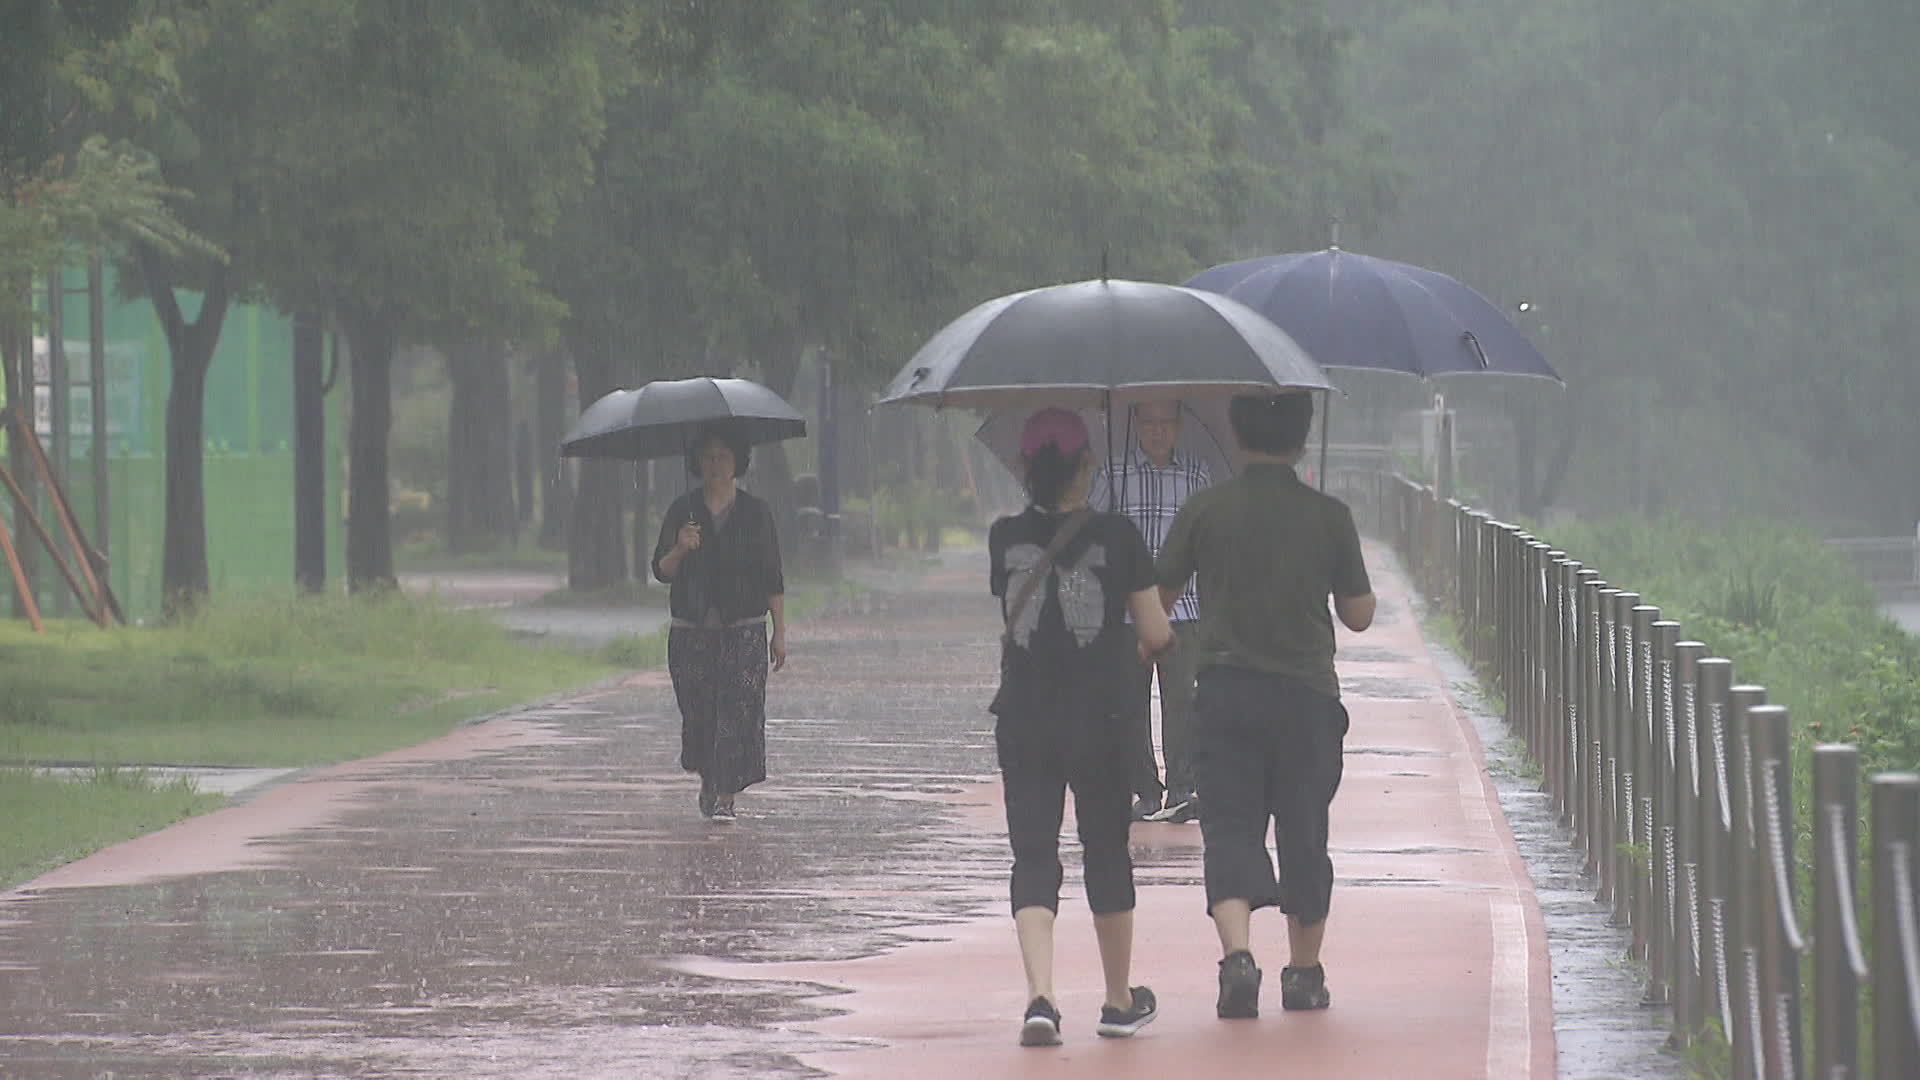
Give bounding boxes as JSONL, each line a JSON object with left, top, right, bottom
{"left": 1154, "top": 392, "right": 1375, "bottom": 1021}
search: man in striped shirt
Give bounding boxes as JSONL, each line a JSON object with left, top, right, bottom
{"left": 1092, "top": 400, "right": 1211, "bottom": 823}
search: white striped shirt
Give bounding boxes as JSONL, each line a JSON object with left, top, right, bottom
{"left": 1090, "top": 447, "right": 1210, "bottom": 623}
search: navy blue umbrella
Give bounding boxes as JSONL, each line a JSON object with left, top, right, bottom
{"left": 1186, "top": 249, "right": 1558, "bottom": 380}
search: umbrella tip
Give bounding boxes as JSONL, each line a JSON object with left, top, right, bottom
{"left": 1329, "top": 216, "right": 1341, "bottom": 250}
{"left": 1100, "top": 245, "right": 1109, "bottom": 282}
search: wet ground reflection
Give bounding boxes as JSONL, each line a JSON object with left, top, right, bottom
{"left": 0, "top": 562, "right": 1014, "bottom": 1077}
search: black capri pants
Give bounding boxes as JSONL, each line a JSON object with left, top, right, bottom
{"left": 996, "top": 706, "right": 1136, "bottom": 917}
{"left": 1192, "top": 666, "right": 1349, "bottom": 924}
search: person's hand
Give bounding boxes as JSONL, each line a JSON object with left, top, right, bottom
{"left": 769, "top": 629, "right": 788, "bottom": 673}
{"left": 1137, "top": 627, "right": 1176, "bottom": 664}
{"left": 675, "top": 521, "right": 702, "bottom": 553}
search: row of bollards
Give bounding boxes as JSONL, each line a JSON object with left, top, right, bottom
{"left": 1374, "top": 473, "right": 1919, "bottom": 1080}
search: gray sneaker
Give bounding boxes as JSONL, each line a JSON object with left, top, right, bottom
{"left": 1096, "top": 985, "right": 1158, "bottom": 1038}
{"left": 1020, "top": 996, "right": 1062, "bottom": 1046}
{"left": 1281, "top": 964, "right": 1330, "bottom": 1010}
{"left": 1217, "top": 950, "right": 1262, "bottom": 1019}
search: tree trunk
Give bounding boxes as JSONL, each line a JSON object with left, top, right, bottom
{"left": 139, "top": 250, "right": 233, "bottom": 618}
{"left": 1, "top": 314, "right": 34, "bottom": 619}
{"left": 630, "top": 460, "right": 652, "bottom": 583}
{"left": 566, "top": 341, "right": 626, "bottom": 590}
{"left": 444, "top": 342, "right": 517, "bottom": 554}
{"left": 535, "top": 348, "right": 574, "bottom": 550}
{"left": 342, "top": 307, "right": 400, "bottom": 592}
{"left": 292, "top": 313, "right": 327, "bottom": 592}
{"left": 757, "top": 346, "right": 800, "bottom": 546}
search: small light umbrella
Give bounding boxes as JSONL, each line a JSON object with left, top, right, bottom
{"left": 560, "top": 376, "right": 807, "bottom": 462}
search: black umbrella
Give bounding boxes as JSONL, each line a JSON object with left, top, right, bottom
{"left": 879, "top": 278, "right": 1330, "bottom": 410}
{"left": 560, "top": 377, "right": 807, "bottom": 461}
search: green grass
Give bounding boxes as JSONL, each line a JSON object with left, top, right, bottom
{"left": 396, "top": 534, "right": 569, "bottom": 574}
{"left": 0, "top": 767, "right": 225, "bottom": 889}
{"left": 0, "top": 587, "right": 620, "bottom": 769}
{"left": 0, "top": 571, "right": 866, "bottom": 889}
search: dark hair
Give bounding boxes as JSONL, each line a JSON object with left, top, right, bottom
{"left": 1229, "top": 392, "right": 1314, "bottom": 456}
{"left": 685, "top": 424, "right": 751, "bottom": 478}
{"left": 1022, "top": 443, "right": 1086, "bottom": 510}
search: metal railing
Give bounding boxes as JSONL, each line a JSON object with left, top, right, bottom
{"left": 1365, "top": 473, "right": 1920, "bottom": 1080}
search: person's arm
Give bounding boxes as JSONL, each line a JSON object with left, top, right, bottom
{"left": 1131, "top": 587, "right": 1175, "bottom": 660}
{"left": 654, "top": 498, "right": 699, "bottom": 582}
{"left": 764, "top": 501, "right": 787, "bottom": 670}
{"left": 1155, "top": 499, "right": 1199, "bottom": 615}
{"left": 1330, "top": 502, "right": 1374, "bottom": 632}
{"left": 1335, "top": 592, "right": 1376, "bottom": 632}
{"left": 768, "top": 593, "right": 787, "bottom": 672}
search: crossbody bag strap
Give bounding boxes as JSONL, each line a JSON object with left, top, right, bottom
{"left": 1003, "top": 508, "right": 1093, "bottom": 633}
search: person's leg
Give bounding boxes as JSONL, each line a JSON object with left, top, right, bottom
{"left": 668, "top": 628, "right": 718, "bottom": 813}
{"left": 1194, "top": 670, "right": 1281, "bottom": 934}
{"left": 1287, "top": 915, "right": 1328, "bottom": 968}
{"left": 1273, "top": 694, "right": 1347, "bottom": 1009}
{"left": 710, "top": 623, "right": 770, "bottom": 812}
{"left": 1072, "top": 756, "right": 1138, "bottom": 1011}
{"left": 1003, "top": 760, "right": 1068, "bottom": 1006}
{"left": 1157, "top": 623, "right": 1200, "bottom": 813}
{"left": 1126, "top": 659, "right": 1163, "bottom": 818}
{"left": 1015, "top": 906, "right": 1057, "bottom": 1005}
{"left": 1193, "top": 668, "right": 1280, "bottom": 1019}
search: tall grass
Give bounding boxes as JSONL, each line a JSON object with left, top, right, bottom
{"left": 1546, "top": 516, "right": 1920, "bottom": 772}
{"left": 0, "top": 767, "right": 224, "bottom": 889}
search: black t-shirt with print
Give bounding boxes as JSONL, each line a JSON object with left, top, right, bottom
{"left": 988, "top": 507, "right": 1155, "bottom": 727}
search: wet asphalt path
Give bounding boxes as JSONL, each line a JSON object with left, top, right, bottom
{"left": 1, "top": 558, "right": 1009, "bottom": 1077}
{"left": 0, "top": 548, "right": 1678, "bottom": 1077}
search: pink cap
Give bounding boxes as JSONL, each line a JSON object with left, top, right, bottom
{"left": 1020, "top": 407, "right": 1089, "bottom": 458}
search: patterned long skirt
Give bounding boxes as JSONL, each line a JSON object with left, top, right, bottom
{"left": 667, "top": 623, "right": 769, "bottom": 797}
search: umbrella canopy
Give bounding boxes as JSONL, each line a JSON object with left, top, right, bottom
{"left": 879, "top": 278, "right": 1331, "bottom": 410}
{"left": 1186, "top": 250, "right": 1559, "bottom": 380}
{"left": 973, "top": 399, "right": 1238, "bottom": 483}
{"left": 560, "top": 376, "right": 806, "bottom": 461}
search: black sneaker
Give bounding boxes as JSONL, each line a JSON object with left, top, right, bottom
{"left": 1019, "top": 996, "right": 1062, "bottom": 1046}
{"left": 710, "top": 797, "right": 736, "bottom": 823}
{"left": 698, "top": 786, "right": 717, "bottom": 818}
{"left": 1281, "top": 964, "right": 1331, "bottom": 1010}
{"left": 1131, "top": 794, "right": 1162, "bottom": 822}
{"left": 1217, "top": 950, "right": 1262, "bottom": 1019}
{"left": 1096, "top": 986, "right": 1158, "bottom": 1038}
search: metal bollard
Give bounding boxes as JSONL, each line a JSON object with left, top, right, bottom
{"left": 1629, "top": 603, "right": 1661, "bottom": 966}
{"left": 1871, "top": 772, "right": 1920, "bottom": 1080}
{"left": 1811, "top": 745, "right": 1864, "bottom": 1080}
{"left": 1726, "top": 685, "right": 1769, "bottom": 1080}
{"left": 1695, "top": 657, "right": 1736, "bottom": 1053}
{"left": 1595, "top": 586, "right": 1623, "bottom": 899}
{"left": 1645, "top": 618, "right": 1680, "bottom": 1007}
{"left": 1747, "top": 704, "right": 1802, "bottom": 1080}
{"left": 1548, "top": 557, "right": 1575, "bottom": 820}
{"left": 1535, "top": 544, "right": 1557, "bottom": 769}
{"left": 1572, "top": 568, "right": 1601, "bottom": 841}
{"left": 1669, "top": 640, "right": 1710, "bottom": 1049}
{"left": 1609, "top": 590, "right": 1643, "bottom": 929}
{"left": 1586, "top": 579, "right": 1613, "bottom": 881}
{"left": 1478, "top": 515, "right": 1498, "bottom": 673}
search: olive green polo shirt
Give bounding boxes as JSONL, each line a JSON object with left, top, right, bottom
{"left": 1155, "top": 462, "right": 1371, "bottom": 699}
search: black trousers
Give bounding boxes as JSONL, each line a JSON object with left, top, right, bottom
{"left": 997, "top": 708, "right": 1136, "bottom": 916}
{"left": 1192, "top": 666, "right": 1348, "bottom": 924}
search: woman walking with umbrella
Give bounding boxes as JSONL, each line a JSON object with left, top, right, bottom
{"left": 651, "top": 421, "right": 788, "bottom": 823}
{"left": 989, "top": 407, "right": 1174, "bottom": 1045}
{"left": 563, "top": 376, "right": 805, "bottom": 824}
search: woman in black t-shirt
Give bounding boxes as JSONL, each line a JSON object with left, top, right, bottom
{"left": 987, "top": 407, "right": 1174, "bottom": 1046}
{"left": 652, "top": 424, "right": 787, "bottom": 823}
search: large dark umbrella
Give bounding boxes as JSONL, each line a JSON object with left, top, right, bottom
{"left": 1185, "top": 249, "right": 1559, "bottom": 380}
{"left": 560, "top": 376, "right": 806, "bottom": 460}
{"left": 1187, "top": 247, "right": 1558, "bottom": 489}
{"left": 879, "top": 277, "right": 1330, "bottom": 410}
